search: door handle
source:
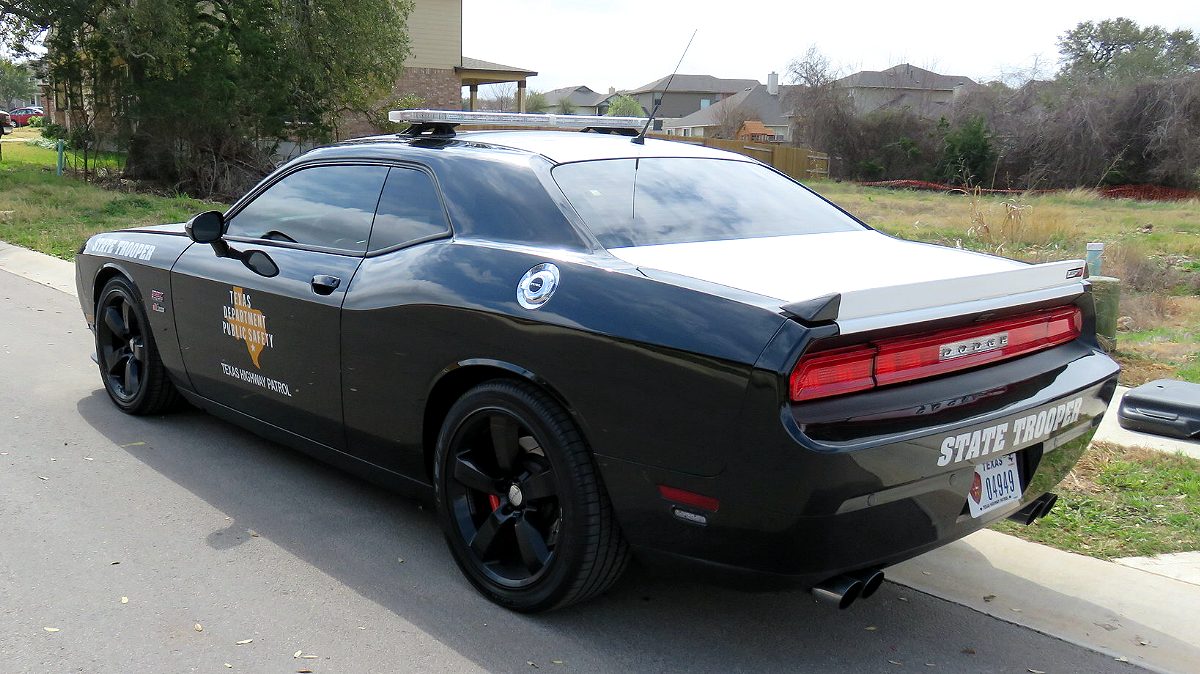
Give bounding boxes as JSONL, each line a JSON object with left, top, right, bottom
{"left": 311, "top": 274, "right": 341, "bottom": 295}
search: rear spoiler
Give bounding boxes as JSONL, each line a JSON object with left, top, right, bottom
{"left": 783, "top": 259, "right": 1088, "bottom": 336}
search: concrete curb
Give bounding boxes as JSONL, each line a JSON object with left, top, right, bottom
{"left": 3, "top": 239, "right": 1198, "bottom": 672}
{"left": 0, "top": 240, "right": 76, "bottom": 296}
{"left": 888, "top": 530, "right": 1200, "bottom": 674}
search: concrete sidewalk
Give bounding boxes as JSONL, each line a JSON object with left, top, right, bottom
{"left": 4, "top": 239, "right": 1199, "bottom": 674}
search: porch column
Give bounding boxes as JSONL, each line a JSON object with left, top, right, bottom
{"left": 469, "top": 84, "right": 479, "bottom": 111}
{"left": 517, "top": 80, "right": 526, "bottom": 113}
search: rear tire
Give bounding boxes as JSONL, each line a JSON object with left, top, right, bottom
{"left": 95, "top": 276, "right": 180, "bottom": 415}
{"left": 433, "top": 379, "right": 630, "bottom": 612}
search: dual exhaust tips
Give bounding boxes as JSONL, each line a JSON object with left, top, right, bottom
{"left": 811, "top": 568, "right": 885, "bottom": 609}
{"left": 1006, "top": 492, "right": 1059, "bottom": 526}
{"left": 811, "top": 492, "right": 1060, "bottom": 609}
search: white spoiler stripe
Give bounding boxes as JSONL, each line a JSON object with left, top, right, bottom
{"left": 835, "top": 283, "right": 1086, "bottom": 336}
{"left": 837, "top": 259, "right": 1086, "bottom": 321}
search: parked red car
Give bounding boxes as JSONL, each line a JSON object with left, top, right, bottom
{"left": 9, "top": 106, "right": 43, "bottom": 126}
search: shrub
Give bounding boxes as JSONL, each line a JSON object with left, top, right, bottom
{"left": 41, "top": 122, "right": 67, "bottom": 140}
{"left": 28, "top": 115, "right": 43, "bottom": 127}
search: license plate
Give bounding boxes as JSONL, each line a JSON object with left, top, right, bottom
{"left": 968, "top": 453, "right": 1021, "bottom": 518}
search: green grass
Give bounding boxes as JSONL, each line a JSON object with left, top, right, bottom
{"left": 995, "top": 442, "right": 1200, "bottom": 558}
{"left": 806, "top": 181, "right": 1200, "bottom": 268}
{"left": 806, "top": 180, "right": 1200, "bottom": 386}
{"left": 0, "top": 140, "right": 216, "bottom": 260}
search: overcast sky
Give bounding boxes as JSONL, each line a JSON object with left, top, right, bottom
{"left": 462, "top": 0, "right": 1200, "bottom": 94}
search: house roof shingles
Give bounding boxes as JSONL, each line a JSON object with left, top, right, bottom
{"left": 834, "top": 64, "right": 975, "bottom": 91}
{"left": 458, "top": 57, "right": 537, "bottom": 76}
{"left": 627, "top": 74, "right": 760, "bottom": 95}
{"left": 672, "top": 84, "right": 797, "bottom": 128}
{"left": 542, "top": 85, "right": 609, "bottom": 108}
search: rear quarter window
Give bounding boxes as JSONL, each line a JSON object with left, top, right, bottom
{"left": 552, "top": 157, "right": 864, "bottom": 248}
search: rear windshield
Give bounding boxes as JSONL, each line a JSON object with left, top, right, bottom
{"left": 552, "top": 157, "right": 864, "bottom": 248}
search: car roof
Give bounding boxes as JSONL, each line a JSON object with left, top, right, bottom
{"left": 329, "top": 130, "right": 751, "bottom": 166}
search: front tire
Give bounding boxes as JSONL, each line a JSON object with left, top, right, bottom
{"left": 95, "top": 276, "right": 179, "bottom": 415}
{"left": 433, "top": 379, "right": 630, "bottom": 612}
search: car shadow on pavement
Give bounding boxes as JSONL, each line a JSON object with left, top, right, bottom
{"left": 75, "top": 389, "right": 1152, "bottom": 674}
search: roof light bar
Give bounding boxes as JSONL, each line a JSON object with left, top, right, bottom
{"left": 387, "top": 109, "right": 645, "bottom": 129}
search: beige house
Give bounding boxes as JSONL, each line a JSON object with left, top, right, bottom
{"left": 345, "top": 0, "right": 538, "bottom": 135}
{"left": 664, "top": 73, "right": 792, "bottom": 141}
{"left": 393, "top": 1, "right": 537, "bottom": 111}
{"left": 834, "top": 64, "right": 976, "bottom": 116}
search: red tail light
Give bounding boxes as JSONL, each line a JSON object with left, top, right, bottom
{"left": 789, "top": 306, "right": 1082, "bottom": 402}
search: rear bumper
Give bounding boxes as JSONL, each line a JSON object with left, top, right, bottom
{"left": 600, "top": 347, "right": 1118, "bottom": 589}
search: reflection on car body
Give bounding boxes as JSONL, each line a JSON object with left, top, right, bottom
{"left": 75, "top": 110, "right": 1119, "bottom": 613}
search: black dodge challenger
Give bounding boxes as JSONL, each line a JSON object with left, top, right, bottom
{"left": 75, "top": 110, "right": 1120, "bottom": 612}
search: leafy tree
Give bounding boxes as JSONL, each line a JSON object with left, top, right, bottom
{"left": 605, "top": 94, "right": 644, "bottom": 117}
{"left": 1058, "top": 18, "right": 1199, "bottom": 81}
{"left": 0, "top": 58, "right": 34, "bottom": 109}
{"left": 554, "top": 97, "right": 577, "bottom": 115}
{"left": 0, "top": 0, "right": 413, "bottom": 196}
{"left": 375, "top": 93, "right": 426, "bottom": 134}
{"left": 524, "top": 89, "right": 548, "bottom": 113}
{"left": 936, "top": 116, "right": 997, "bottom": 186}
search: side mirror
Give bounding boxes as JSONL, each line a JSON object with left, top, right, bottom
{"left": 185, "top": 210, "right": 226, "bottom": 244}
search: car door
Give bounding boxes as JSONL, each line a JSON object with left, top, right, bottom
{"left": 172, "top": 163, "right": 390, "bottom": 449}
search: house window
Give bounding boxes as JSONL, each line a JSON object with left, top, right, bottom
{"left": 700, "top": 99, "right": 711, "bottom": 109}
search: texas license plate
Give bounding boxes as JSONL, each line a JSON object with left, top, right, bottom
{"left": 968, "top": 453, "right": 1021, "bottom": 518}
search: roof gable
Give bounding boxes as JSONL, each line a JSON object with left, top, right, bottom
{"left": 835, "top": 64, "right": 975, "bottom": 91}
{"left": 671, "top": 84, "right": 797, "bottom": 128}
{"left": 628, "top": 74, "right": 761, "bottom": 95}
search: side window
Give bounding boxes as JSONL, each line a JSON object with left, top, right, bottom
{"left": 367, "top": 167, "right": 450, "bottom": 252}
{"left": 225, "top": 165, "right": 388, "bottom": 252}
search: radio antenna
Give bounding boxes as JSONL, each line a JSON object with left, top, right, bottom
{"left": 632, "top": 29, "right": 697, "bottom": 145}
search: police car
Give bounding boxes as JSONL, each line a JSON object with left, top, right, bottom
{"left": 75, "top": 110, "right": 1120, "bottom": 612}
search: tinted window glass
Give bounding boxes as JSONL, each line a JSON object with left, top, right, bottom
{"left": 226, "top": 165, "right": 388, "bottom": 252}
{"left": 552, "top": 158, "right": 864, "bottom": 248}
{"left": 368, "top": 167, "right": 450, "bottom": 251}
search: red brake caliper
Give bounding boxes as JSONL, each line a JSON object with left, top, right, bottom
{"left": 488, "top": 494, "right": 502, "bottom": 511}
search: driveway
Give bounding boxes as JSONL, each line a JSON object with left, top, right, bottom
{"left": 1, "top": 266, "right": 1151, "bottom": 674}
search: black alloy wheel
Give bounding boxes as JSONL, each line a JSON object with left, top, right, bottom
{"left": 434, "top": 379, "right": 630, "bottom": 612}
{"left": 95, "top": 277, "right": 179, "bottom": 415}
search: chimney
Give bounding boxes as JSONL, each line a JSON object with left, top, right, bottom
{"left": 767, "top": 72, "right": 779, "bottom": 96}
{"left": 608, "top": 86, "right": 616, "bottom": 95}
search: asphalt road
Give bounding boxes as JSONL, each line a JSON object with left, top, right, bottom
{"left": 0, "top": 267, "right": 1149, "bottom": 674}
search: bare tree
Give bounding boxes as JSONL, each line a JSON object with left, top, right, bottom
{"left": 481, "top": 83, "right": 516, "bottom": 111}
{"left": 709, "top": 103, "right": 761, "bottom": 139}
{"left": 787, "top": 44, "right": 836, "bottom": 88}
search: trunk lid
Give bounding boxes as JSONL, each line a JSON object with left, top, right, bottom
{"left": 608, "top": 231, "right": 1087, "bottom": 334}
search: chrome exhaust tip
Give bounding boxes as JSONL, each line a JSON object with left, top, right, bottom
{"left": 1007, "top": 492, "right": 1057, "bottom": 525}
{"left": 1038, "top": 493, "right": 1059, "bottom": 519}
{"left": 811, "top": 575, "right": 863, "bottom": 609}
{"left": 849, "top": 568, "right": 885, "bottom": 599}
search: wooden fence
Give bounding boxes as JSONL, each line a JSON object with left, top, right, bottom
{"left": 647, "top": 135, "right": 829, "bottom": 182}
{"left": 457, "top": 124, "right": 829, "bottom": 183}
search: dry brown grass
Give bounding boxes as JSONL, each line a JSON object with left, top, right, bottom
{"left": 807, "top": 182, "right": 1200, "bottom": 386}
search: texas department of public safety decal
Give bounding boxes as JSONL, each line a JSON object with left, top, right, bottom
{"left": 219, "top": 286, "right": 292, "bottom": 397}
{"left": 222, "top": 287, "right": 274, "bottom": 367}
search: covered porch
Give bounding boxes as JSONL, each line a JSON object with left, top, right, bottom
{"left": 458, "top": 57, "right": 538, "bottom": 112}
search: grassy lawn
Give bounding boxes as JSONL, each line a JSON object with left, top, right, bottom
{"left": 994, "top": 442, "right": 1200, "bottom": 559}
{"left": 0, "top": 134, "right": 216, "bottom": 259}
{"left": 808, "top": 181, "right": 1200, "bottom": 387}
{"left": 0, "top": 139, "right": 1196, "bottom": 562}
